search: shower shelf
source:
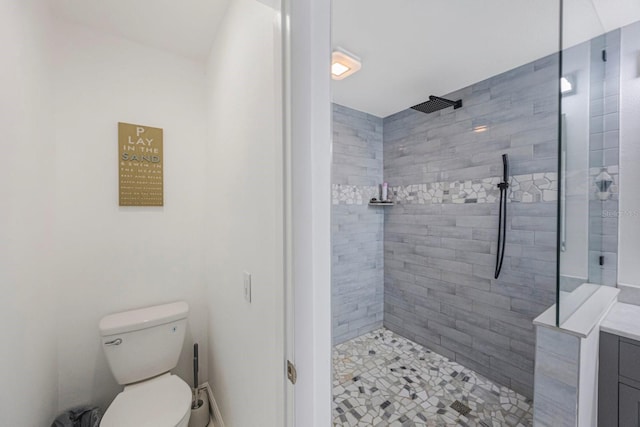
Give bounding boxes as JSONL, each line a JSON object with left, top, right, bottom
{"left": 368, "top": 201, "right": 394, "bottom": 206}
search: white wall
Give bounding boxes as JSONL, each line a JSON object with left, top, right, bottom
{"left": 204, "top": 0, "right": 285, "bottom": 425}
{"left": 51, "top": 20, "right": 209, "bottom": 411}
{"left": 0, "top": 1, "right": 59, "bottom": 425}
{"left": 618, "top": 21, "right": 640, "bottom": 287}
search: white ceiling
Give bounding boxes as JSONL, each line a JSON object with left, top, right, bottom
{"left": 332, "top": 0, "right": 640, "bottom": 118}
{"left": 48, "top": 0, "right": 640, "bottom": 114}
{"left": 591, "top": 0, "right": 640, "bottom": 33}
{"left": 50, "top": 0, "right": 232, "bottom": 61}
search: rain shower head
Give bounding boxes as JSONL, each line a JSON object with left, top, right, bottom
{"left": 411, "top": 95, "right": 462, "bottom": 114}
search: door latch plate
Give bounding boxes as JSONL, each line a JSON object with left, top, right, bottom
{"left": 287, "top": 360, "right": 297, "bottom": 385}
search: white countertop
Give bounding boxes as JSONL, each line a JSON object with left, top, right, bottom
{"left": 534, "top": 284, "right": 619, "bottom": 338}
{"left": 601, "top": 302, "right": 640, "bottom": 342}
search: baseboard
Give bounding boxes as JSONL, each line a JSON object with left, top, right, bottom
{"left": 201, "top": 382, "right": 225, "bottom": 427}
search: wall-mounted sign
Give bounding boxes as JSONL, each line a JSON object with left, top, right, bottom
{"left": 118, "top": 122, "right": 163, "bottom": 206}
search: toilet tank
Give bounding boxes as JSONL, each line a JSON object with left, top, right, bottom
{"left": 99, "top": 301, "right": 189, "bottom": 385}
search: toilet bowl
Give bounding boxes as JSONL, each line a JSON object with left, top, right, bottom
{"left": 100, "top": 373, "right": 192, "bottom": 427}
{"left": 99, "top": 302, "right": 193, "bottom": 427}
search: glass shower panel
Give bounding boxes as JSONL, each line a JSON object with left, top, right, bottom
{"left": 557, "top": 0, "right": 605, "bottom": 324}
{"left": 558, "top": 0, "right": 626, "bottom": 324}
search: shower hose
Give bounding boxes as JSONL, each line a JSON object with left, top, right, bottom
{"left": 494, "top": 154, "right": 509, "bottom": 279}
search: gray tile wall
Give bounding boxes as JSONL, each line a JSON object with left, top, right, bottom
{"left": 533, "top": 326, "right": 580, "bottom": 427}
{"left": 382, "top": 54, "right": 559, "bottom": 398}
{"left": 332, "top": 104, "right": 385, "bottom": 344}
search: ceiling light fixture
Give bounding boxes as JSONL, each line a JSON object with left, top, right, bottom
{"left": 332, "top": 48, "right": 361, "bottom": 80}
{"left": 332, "top": 62, "right": 350, "bottom": 77}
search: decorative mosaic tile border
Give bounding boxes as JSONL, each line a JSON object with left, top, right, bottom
{"left": 332, "top": 185, "right": 379, "bottom": 205}
{"left": 332, "top": 173, "right": 558, "bottom": 206}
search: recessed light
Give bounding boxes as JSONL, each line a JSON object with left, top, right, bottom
{"left": 332, "top": 62, "right": 350, "bottom": 77}
{"left": 332, "top": 48, "right": 361, "bottom": 80}
{"left": 474, "top": 125, "right": 488, "bottom": 133}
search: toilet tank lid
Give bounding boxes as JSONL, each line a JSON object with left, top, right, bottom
{"left": 99, "top": 301, "right": 189, "bottom": 336}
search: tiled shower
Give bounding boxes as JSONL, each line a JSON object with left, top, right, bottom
{"left": 332, "top": 52, "right": 560, "bottom": 399}
{"left": 332, "top": 106, "right": 385, "bottom": 345}
{"left": 381, "top": 54, "right": 560, "bottom": 398}
{"left": 331, "top": 13, "right": 631, "bottom": 424}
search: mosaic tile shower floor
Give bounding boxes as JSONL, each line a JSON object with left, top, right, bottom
{"left": 333, "top": 329, "right": 533, "bottom": 427}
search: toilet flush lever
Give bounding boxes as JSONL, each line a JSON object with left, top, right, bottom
{"left": 105, "top": 338, "right": 122, "bottom": 346}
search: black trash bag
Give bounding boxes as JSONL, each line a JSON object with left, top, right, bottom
{"left": 51, "top": 406, "right": 102, "bottom": 427}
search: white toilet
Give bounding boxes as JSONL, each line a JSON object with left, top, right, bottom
{"left": 99, "top": 301, "right": 193, "bottom": 427}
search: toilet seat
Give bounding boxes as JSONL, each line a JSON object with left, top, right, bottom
{"left": 101, "top": 374, "right": 192, "bottom": 427}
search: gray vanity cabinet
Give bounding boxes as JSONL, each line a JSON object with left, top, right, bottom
{"left": 599, "top": 332, "right": 640, "bottom": 426}
{"left": 619, "top": 383, "right": 640, "bottom": 426}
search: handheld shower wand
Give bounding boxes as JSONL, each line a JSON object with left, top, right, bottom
{"left": 494, "top": 154, "right": 509, "bottom": 279}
